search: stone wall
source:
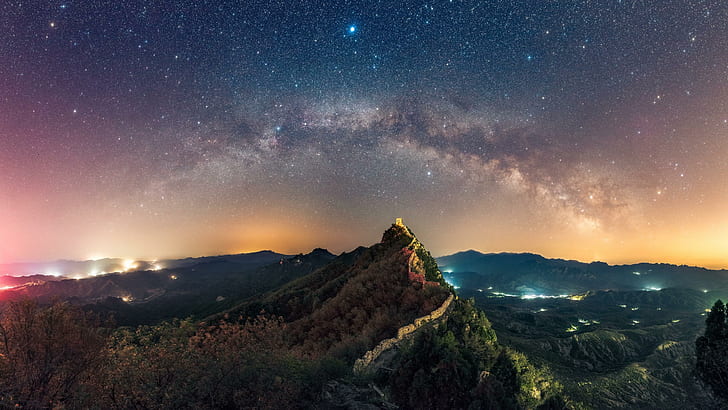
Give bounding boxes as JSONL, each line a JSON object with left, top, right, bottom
{"left": 353, "top": 292, "right": 454, "bottom": 373}
{"left": 353, "top": 232, "right": 454, "bottom": 373}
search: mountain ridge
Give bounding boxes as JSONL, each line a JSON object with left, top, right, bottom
{"left": 440, "top": 249, "right": 725, "bottom": 272}
{"left": 438, "top": 249, "right": 728, "bottom": 295}
{"left": 0, "top": 219, "right": 572, "bottom": 409}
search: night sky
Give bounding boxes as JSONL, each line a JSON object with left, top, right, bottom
{"left": 2, "top": 1, "right": 727, "bottom": 267}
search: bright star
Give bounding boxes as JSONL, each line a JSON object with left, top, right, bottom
{"left": 349, "top": 25, "right": 356, "bottom": 33}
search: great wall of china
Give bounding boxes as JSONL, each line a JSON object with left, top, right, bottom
{"left": 353, "top": 292, "right": 454, "bottom": 373}
{"left": 354, "top": 222, "right": 455, "bottom": 373}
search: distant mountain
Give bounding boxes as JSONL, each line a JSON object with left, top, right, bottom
{"left": 0, "top": 274, "right": 66, "bottom": 288}
{"left": 88, "top": 248, "right": 336, "bottom": 326}
{"left": 442, "top": 250, "right": 726, "bottom": 408}
{"left": 438, "top": 250, "right": 728, "bottom": 295}
{"left": 0, "top": 250, "right": 338, "bottom": 326}
{"left": 0, "top": 258, "right": 147, "bottom": 277}
{"left": 0, "top": 250, "right": 286, "bottom": 278}
{"left": 158, "top": 250, "right": 287, "bottom": 270}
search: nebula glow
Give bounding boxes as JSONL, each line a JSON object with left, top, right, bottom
{"left": 1, "top": 1, "right": 727, "bottom": 268}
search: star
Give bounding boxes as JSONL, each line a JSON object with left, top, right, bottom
{"left": 1, "top": 0, "right": 727, "bottom": 269}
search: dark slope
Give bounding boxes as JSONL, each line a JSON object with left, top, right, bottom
{"left": 439, "top": 250, "right": 728, "bottom": 295}
{"left": 0, "top": 250, "right": 286, "bottom": 278}
{"left": 86, "top": 249, "right": 336, "bottom": 326}
{"left": 0, "top": 221, "right": 575, "bottom": 409}
{"left": 445, "top": 250, "right": 726, "bottom": 408}
{"left": 220, "top": 222, "right": 452, "bottom": 362}
{"left": 0, "top": 250, "right": 335, "bottom": 326}
{"left": 211, "top": 221, "right": 569, "bottom": 409}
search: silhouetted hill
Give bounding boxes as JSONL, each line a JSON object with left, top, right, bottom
{"left": 0, "top": 275, "right": 66, "bottom": 288}
{"left": 221, "top": 221, "right": 452, "bottom": 362}
{"left": 0, "top": 250, "right": 340, "bottom": 326}
{"left": 0, "top": 250, "right": 287, "bottom": 279}
{"left": 87, "top": 249, "right": 336, "bottom": 325}
{"left": 444, "top": 250, "right": 727, "bottom": 408}
{"left": 209, "top": 220, "right": 569, "bottom": 408}
{"left": 439, "top": 250, "right": 728, "bottom": 295}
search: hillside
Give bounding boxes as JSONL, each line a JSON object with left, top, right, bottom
{"left": 211, "top": 219, "right": 570, "bottom": 408}
{"left": 0, "top": 250, "right": 334, "bottom": 326}
{"left": 438, "top": 250, "right": 728, "bottom": 295}
{"left": 445, "top": 250, "right": 727, "bottom": 408}
{"left": 88, "top": 249, "right": 336, "bottom": 326}
{"left": 0, "top": 220, "right": 571, "bottom": 409}
{"left": 0, "top": 251, "right": 287, "bottom": 278}
{"left": 220, "top": 219, "right": 452, "bottom": 362}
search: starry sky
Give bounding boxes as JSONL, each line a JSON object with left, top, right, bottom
{"left": 2, "top": 0, "right": 728, "bottom": 268}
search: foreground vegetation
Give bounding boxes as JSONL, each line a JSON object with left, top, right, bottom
{"left": 696, "top": 299, "right": 728, "bottom": 401}
{"left": 0, "top": 300, "right": 350, "bottom": 409}
{"left": 385, "top": 298, "right": 569, "bottom": 409}
{"left": 0, "top": 223, "right": 572, "bottom": 409}
{"left": 0, "top": 297, "right": 571, "bottom": 409}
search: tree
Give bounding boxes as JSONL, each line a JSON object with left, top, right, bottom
{"left": 95, "top": 315, "right": 348, "bottom": 409}
{"left": 0, "top": 300, "right": 106, "bottom": 408}
{"left": 696, "top": 299, "right": 728, "bottom": 401}
{"left": 705, "top": 299, "right": 726, "bottom": 339}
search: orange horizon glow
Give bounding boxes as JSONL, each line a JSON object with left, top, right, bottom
{"left": 5, "top": 215, "right": 725, "bottom": 272}
{"left": 3, "top": 2, "right": 728, "bottom": 284}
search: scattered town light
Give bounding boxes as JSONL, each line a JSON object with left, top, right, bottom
{"left": 122, "top": 259, "right": 138, "bottom": 272}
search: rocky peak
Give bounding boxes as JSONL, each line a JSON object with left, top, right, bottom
{"left": 381, "top": 218, "right": 415, "bottom": 246}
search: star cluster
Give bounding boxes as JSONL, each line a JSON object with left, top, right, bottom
{"left": 1, "top": 1, "right": 727, "bottom": 267}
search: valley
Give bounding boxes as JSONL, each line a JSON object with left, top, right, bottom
{"left": 441, "top": 251, "right": 727, "bottom": 408}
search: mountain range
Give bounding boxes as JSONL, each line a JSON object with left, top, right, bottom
{"left": 0, "top": 223, "right": 725, "bottom": 408}
{"left": 438, "top": 250, "right": 728, "bottom": 295}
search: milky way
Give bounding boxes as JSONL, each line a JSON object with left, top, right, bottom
{"left": 1, "top": 1, "right": 727, "bottom": 267}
